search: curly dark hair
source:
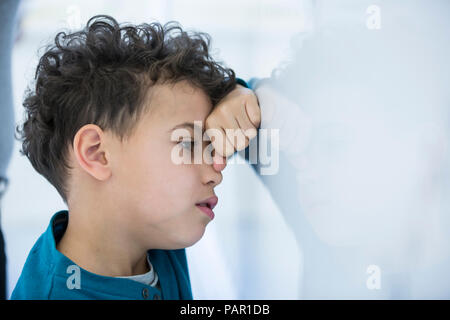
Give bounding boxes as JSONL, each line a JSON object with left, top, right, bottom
{"left": 16, "top": 15, "right": 237, "bottom": 203}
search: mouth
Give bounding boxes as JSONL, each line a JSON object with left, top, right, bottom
{"left": 196, "top": 196, "right": 218, "bottom": 210}
{"left": 195, "top": 196, "right": 218, "bottom": 220}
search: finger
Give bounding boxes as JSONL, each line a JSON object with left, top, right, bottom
{"left": 206, "top": 110, "right": 242, "bottom": 158}
{"left": 232, "top": 118, "right": 250, "bottom": 152}
{"left": 244, "top": 95, "right": 261, "bottom": 129}
{"left": 224, "top": 116, "right": 251, "bottom": 153}
{"left": 236, "top": 104, "right": 258, "bottom": 140}
{"left": 212, "top": 149, "right": 227, "bottom": 172}
{"left": 208, "top": 125, "right": 236, "bottom": 158}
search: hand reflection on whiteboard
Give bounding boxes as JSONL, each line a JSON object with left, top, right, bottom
{"left": 252, "top": 0, "right": 450, "bottom": 298}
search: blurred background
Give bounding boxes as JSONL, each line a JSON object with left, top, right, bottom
{"left": 2, "top": 0, "right": 302, "bottom": 299}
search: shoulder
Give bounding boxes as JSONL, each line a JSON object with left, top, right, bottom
{"left": 10, "top": 234, "right": 55, "bottom": 299}
{"left": 11, "top": 211, "right": 68, "bottom": 300}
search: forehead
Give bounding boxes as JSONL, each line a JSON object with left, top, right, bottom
{"left": 143, "top": 80, "right": 212, "bottom": 126}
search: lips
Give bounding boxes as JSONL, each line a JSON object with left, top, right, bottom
{"left": 196, "top": 196, "right": 218, "bottom": 210}
{"left": 196, "top": 196, "right": 218, "bottom": 220}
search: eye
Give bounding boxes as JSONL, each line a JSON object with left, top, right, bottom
{"left": 178, "top": 140, "right": 196, "bottom": 151}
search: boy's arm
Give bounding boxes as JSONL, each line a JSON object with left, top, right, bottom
{"left": 207, "top": 76, "right": 309, "bottom": 172}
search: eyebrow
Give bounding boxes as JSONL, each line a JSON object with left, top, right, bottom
{"left": 168, "top": 122, "right": 204, "bottom": 133}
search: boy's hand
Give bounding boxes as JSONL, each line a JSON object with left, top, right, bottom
{"left": 205, "top": 84, "right": 261, "bottom": 171}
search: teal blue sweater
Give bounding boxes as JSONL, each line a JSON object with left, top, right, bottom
{"left": 11, "top": 211, "right": 193, "bottom": 300}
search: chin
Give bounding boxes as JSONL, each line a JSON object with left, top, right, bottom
{"left": 168, "top": 224, "right": 207, "bottom": 250}
{"left": 186, "top": 228, "right": 207, "bottom": 248}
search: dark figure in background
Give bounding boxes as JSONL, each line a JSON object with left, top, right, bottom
{"left": 0, "top": 0, "right": 21, "bottom": 299}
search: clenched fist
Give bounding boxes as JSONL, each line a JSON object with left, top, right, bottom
{"left": 205, "top": 84, "right": 261, "bottom": 171}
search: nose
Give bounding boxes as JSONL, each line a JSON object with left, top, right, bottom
{"left": 201, "top": 163, "right": 223, "bottom": 187}
{"left": 201, "top": 153, "right": 223, "bottom": 187}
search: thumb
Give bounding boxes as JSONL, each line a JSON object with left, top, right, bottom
{"left": 213, "top": 153, "right": 227, "bottom": 172}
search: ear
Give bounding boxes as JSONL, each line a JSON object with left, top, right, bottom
{"left": 73, "top": 124, "right": 111, "bottom": 181}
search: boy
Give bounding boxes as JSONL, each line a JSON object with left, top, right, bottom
{"left": 11, "top": 15, "right": 260, "bottom": 299}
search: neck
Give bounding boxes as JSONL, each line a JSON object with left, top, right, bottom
{"left": 56, "top": 204, "right": 149, "bottom": 277}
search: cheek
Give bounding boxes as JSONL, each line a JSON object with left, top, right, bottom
{"left": 127, "top": 146, "right": 199, "bottom": 220}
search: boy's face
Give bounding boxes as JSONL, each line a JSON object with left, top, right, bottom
{"left": 107, "top": 80, "right": 223, "bottom": 250}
